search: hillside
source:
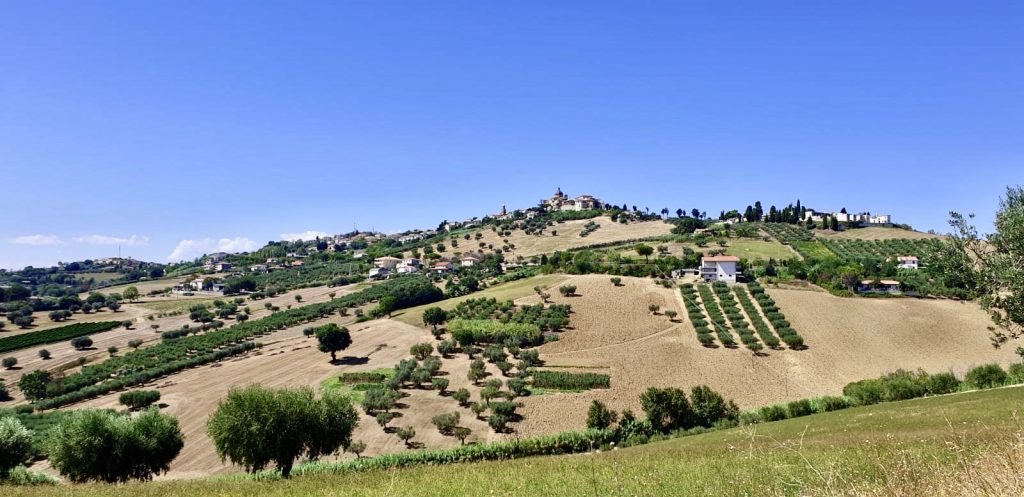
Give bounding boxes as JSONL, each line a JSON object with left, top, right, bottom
{"left": 445, "top": 216, "right": 673, "bottom": 259}
{"left": 813, "top": 226, "right": 940, "bottom": 240}
{"left": 10, "top": 386, "right": 1023, "bottom": 496}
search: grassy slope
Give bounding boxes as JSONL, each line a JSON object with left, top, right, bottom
{"left": 12, "top": 387, "right": 1023, "bottom": 496}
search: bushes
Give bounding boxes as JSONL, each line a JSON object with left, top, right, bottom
{"left": 785, "top": 399, "right": 813, "bottom": 418}
{"left": 46, "top": 409, "right": 184, "bottom": 483}
{"left": 0, "top": 416, "right": 33, "bottom": 478}
{"left": 811, "top": 396, "right": 850, "bottom": 412}
{"left": 207, "top": 385, "right": 359, "bottom": 478}
{"left": 70, "top": 336, "right": 94, "bottom": 350}
{"left": 338, "top": 372, "right": 386, "bottom": 384}
{"left": 119, "top": 390, "right": 161, "bottom": 411}
{"left": 531, "top": 371, "right": 610, "bottom": 390}
{"left": 0, "top": 321, "right": 120, "bottom": 354}
{"left": 965, "top": 364, "right": 1009, "bottom": 389}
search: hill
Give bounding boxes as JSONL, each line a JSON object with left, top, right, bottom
{"left": 9, "top": 386, "right": 1023, "bottom": 496}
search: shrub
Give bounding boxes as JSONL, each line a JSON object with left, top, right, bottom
{"left": 0, "top": 416, "right": 33, "bottom": 478}
{"left": 2, "top": 357, "right": 16, "bottom": 369}
{"left": 925, "top": 372, "right": 961, "bottom": 395}
{"left": 431, "top": 412, "right": 460, "bottom": 435}
{"left": 70, "top": 336, "right": 93, "bottom": 350}
{"left": 965, "top": 364, "right": 1008, "bottom": 389}
{"left": 436, "top": 339, "right": 456, "bottom": 357}
{"left": 208, "top": 385, "right": 359, "bottom": 478}
{"left": 488, "top": 413, "right": 509, "bottom": 433}
{"left": 46, "top": 409, "right": 184, "bottom": 483}
{"left": 38, "top": 349, "right": 51, "bottom": 360}
{"left": 689, "top": 385, "right": 738, "bottom": 428}
{"left": 586, "top": 400, "right": 617, "bottom": 430}
{"left": 757, "top": 404, "right": 788, "bottom": 422}
{"left": 1009, "top": 363, "right": 1024, "bottom": 384}
{"left": 119, "top": 390, "right": 161, "bottom": 411}
{"left": 610, "top": 277, "right": 622, "bottom": 286}
{"left": 507, "top": 377, "right": 527, "bottom": 397}
{"left": 785, "top": 399, "right": 813, "bottom": 418}
{"left": 843, "top": 379, "right": 886, "bottom": 406}
{"left": 396, "top": 426, "right": 416, "bottom": 447}
{"left": 448, "top": 320, "right": 542, "bottom": 347}
{"left": 0, "top": 321, "right": 120, "bottom": 354}
{"left": 452, "top": 388, "right": 471, "bottom": 406}
{"left": 410, "top": 343, "right": 434, "bottom": 360}
{"left": 431, "top": 378, "right": 449, "bottom": 393}
{"left": 811, "top": 396, "right": 850, "bottom": 413}
{"left": 338, "top": 372, "right": 386, "bottom": 384}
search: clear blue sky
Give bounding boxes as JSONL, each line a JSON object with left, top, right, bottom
{"left": 1, "top": 1, "right": 1021, "bottom": 269}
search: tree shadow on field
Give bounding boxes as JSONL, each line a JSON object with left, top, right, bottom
{"left": 331, "top": 356, "right": 369, "bottom": 366}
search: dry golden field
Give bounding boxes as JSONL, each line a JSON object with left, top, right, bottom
{"left": 439, "top": 216, "right": 673, "bottom": 259}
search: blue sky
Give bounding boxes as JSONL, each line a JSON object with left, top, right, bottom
{"left": 1, "top": 1, "right": 1021, "bottom": 269}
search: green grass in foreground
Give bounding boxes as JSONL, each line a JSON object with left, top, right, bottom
{"left": 9, "top": 386, "right": 1024, "bottom": 496}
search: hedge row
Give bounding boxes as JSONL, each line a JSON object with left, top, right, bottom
{"left": 0, "top": 321, "right": 121, "bottom": 354}
{"left": 748, "top": 282, "right": 805, "bottom": 349}
{"left": 247, "top": 428, "right": 620, "bottom": 480}
{"left": 531, "top": 370, "right": 610, "bottom": 390}
{"left": 712, "top": 282, "right": 761, "bottom": 350}
{"left": 680, "top": 284, "right": 715, "bottom": 347}
{"left": 732, "top": 286, "right": 781, "bottom": 348}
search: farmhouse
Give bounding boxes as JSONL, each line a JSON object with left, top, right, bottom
{"left": 433, "top": 261, "right": 454, "bottom": 273}
{"left": 861, "top": 279, "right": 901, "bottom": 293}
{"left": 460, "top": 255, "right": 481, "bottom": 267}
{"left": 368, "top": 267, "right": 390, "bottom": 280}
{"left": 896, "top": 256, "right": 919, "bottom": 269}
{"left": 700, "top": 255, "right": 740, "bottom": 283}
{"left": 249, "top": 264, "right": 268, "bottom": 273}
{"left": 374, "top": 256, "right": 402, "bottom": 269}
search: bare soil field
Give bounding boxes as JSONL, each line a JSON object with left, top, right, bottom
{"left": 613, "top": 239, "right": 795, "bottom": 261}
{"left": 511, "top": 278, "right": 1016, "bottom": 437}
{"left": 814, "top": 227, "right": 939, "bottom": 240}
{"left": 450, "top": 217, "right": 673, "bottom": 259}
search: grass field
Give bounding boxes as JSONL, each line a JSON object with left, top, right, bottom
{"left": 12, "top": 386, "right": 1023, "bottom": 496}
{"left": 791, "top": 240, "right": 837, "bottom": 259}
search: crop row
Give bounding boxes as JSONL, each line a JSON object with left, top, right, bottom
{"left": 0, "top": 321, "right": 121, "bottom": 354}
{"left": 818, "top": 238, "right": 939, "bottom": 262}
{"left": 34, "top": 276, "right": 443, "bottom": 409}
{"left": 680, "top": 284, "right": 715, "bottom": 347}
{"left": 732, "top": 286, "right": 781, "bottom": 348}
{"left": 747, "top": 282, "right": 805, "bottom": 349}
{"left": 448, "top": 319, "right": 543, "bottom": 347}
{"left": 759, "top": 223, "right": 814, "bottom": 243}
{"left": 695, "top": 284, "right": 737, "bottom": 347}
{"left": 530, "top": 370, "right": 610, "bottom": 390}
{"left": 711, "top": 282, "right": 762, "bottom": 350}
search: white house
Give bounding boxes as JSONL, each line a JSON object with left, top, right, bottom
{"left": 402, "top": 258, "right": 422, "bottom": 268}
{"left": 249, "top": 264, "right": 268, "bottom": 273}
{"left": 369, "top": 267, "right": 390, "bottom": 280}
{"left": 433, "top": 261, "right": 454, "bottom": 273}
{"left": 374, "top": 256, "right": 402, "bottom": 269}
{"left": 700, "top": 255, "right": 740, "bottom": 283}
{"left": 896, "top": 256, "right": 919, "bottom": 269}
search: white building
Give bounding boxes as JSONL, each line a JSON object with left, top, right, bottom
{"left": 374, "top": 256, "right": 402, "bottom": 269}
{"left": 541, "top": 188, "right": 602, "bottom": 212}
{"left": 700, "top": 255, "right": 740, "bottom": 283}
{"left": 369, "top": 267, "right": 390, "bottom": 280}
{"left": 896, "top": 256, "right": 919, "bottom": 270}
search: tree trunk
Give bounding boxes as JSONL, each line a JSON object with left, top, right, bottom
{"left": 280, "top": 460, "right": 293, "bottom": 479}
{"left": 331, "top": 350, "right": 337, "bottom": 361}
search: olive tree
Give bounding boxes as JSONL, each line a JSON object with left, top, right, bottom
{"left": 316, "top": 324, "right": 352, "bottom": 362}
{"left": 0, "top": 417, "right": 33, "bottom": 478}
{"left": 422, "top": 307, "right": 447, "bottom": 333}
{"left": 207, "top": 385, "right": 359, "bottom": 478}
{"left": 46, "top": 409, "right": 184, "bottom": 483}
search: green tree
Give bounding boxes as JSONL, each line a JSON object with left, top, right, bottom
{"left": 586, "top": 400, "right": 618, "bottom": 430}
{"left": 396, "top": 426, "right": 416, "bottom": 447}
{"left": 2, "top": 357, "right": 16, "bottom": 369}
{"left": 640, "top": 387, "right": 694, "bottom": 433}
{"left": 375, "top": 295, "right": 397, "bottom": 318}
{"left": 0, "top": 417, "right": 33, "bottom": 478}
{"left": 47, "top": 409, "right": 184, "bottom": 483}
{"left": 689, "top": 385, "right": 737, "bottom": 428}
{"left": 422, "top": 307, "right": 448, "bottom": 332}
{"left": 18, "top": 370, "right": 52, "bottom": 401}
{"left": 410, "top": 342, "right": 434, "bottom": 360}
{"left": 122, "top": 286, "right": 140, "bottom": 302}
{"left": 38, "top": 349, "right": 51, "bottom": 360}
{"left": 452, "top": 388, "right": 471, "bottom": 406}
{"left": 940, "top": 187, "right": 1024, "bottom": 346}
{"left": 316, "top": 324, "right": 352, "bottom": 362}
{"left": 635, "top": 244, "right": 654, "bottom": 262}
{"left": 207, "top": 385, "right": 359, "bottom": 478}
